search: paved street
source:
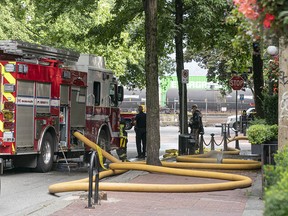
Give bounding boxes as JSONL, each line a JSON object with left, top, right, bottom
{"left": 124, "top": 126, "right": 250, "bottom": 159}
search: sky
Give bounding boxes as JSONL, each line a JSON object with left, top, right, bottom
{"left": 184, "top": 61, "right": 207, "bottom": 76}
{"left": 169, "top": 52, "right": 208, "bottom": 76}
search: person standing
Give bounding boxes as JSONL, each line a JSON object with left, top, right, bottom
{"left": 116, "top": 117, "right": 129, "bottom": 162}
{"left": 188, "top": 104, "right": 203, "bottom": 148}
{"left": 134, "top": 105, "right": 146, "bottom": 158}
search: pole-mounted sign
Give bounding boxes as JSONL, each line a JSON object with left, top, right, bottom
{"left": 181, "top": 69, "right": 189, "bottom": 84}
{"left": 229, "top": 75, "right": 244, "bottom": 150}
{"left": 229, "top": 75, "right": 244, "bottom": 90}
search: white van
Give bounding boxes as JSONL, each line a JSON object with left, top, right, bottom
{"left": 226, "top": 108, "right": 255, "bottom": 129}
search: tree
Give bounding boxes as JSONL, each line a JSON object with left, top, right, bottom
{"left": 143, "top": 0, "right": 161, "bottom": 166}
{"left": 184, "top": 1, "right": 251, "bottom": 91}
{"left": 4, "top": 0, "right": 277, "bottom": 155}
{"left": 0, "top": 1, "right": 34, "bottom": 40}
{"left": 252, "top": 41, "right": 264, "bottom": 118}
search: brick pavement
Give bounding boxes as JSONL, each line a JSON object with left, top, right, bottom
{"left": 48, "top": 135, "right": 264, "bottom": 216}
{"left": 50, "top": 167, "right": 262, "bottom": 216}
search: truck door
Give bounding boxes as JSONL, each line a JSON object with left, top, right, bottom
{"left": 60, "top": 85, "right": 69, "bottom": 147}
{"left": 70, "top": 86, "right": 86, "bottom": 127}
{"left": 16, "top": 81, "right": 35, "bottom": 150}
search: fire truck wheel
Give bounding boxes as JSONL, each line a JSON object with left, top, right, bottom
{"left": 36, "top": 132, "right": 54, "bottom": 172}
{"left": 98, "top": 130, "right": 111, "bottom": 153}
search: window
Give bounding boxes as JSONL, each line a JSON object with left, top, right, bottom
{"left": 93, "top": 82, "right": 101, "bottom": 106}
{"left": 109, "top": 83, "right": 117, "bottom": 107}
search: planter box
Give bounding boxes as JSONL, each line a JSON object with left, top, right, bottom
{"left": 261, "top": 143, "right": 278, "bottom": 165}
{"left": 251, "top": 141, "right": 278, "bottom": 156}
{"left": 251, "top": 144, "right": 262, "bottom": 155}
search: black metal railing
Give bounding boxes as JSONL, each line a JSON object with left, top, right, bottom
{"left": 86, "top": 151, "right": 100, "bottom": 209}
{"left": 199, "top": 126, "right": 233, "bottom": 154}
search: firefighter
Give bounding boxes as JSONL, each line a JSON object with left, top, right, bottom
{"left": 188, "top": 104, "right": 203, "bottom": 149}
{"left": 116, "top": 118, "right": 129, "bottom": 162}
{"left": 241, "top": 110, "right": 249, "bottom": 135}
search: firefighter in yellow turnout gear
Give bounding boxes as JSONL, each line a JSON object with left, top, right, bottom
{"left": 116, "top": 119, "right": 129, "bottom": 162}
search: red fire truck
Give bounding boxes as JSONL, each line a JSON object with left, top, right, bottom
{"left": 0, "top": 40, "right": 123, "bottom": 172}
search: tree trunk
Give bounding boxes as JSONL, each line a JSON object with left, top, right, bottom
{"left": 278, "top": 38, "right": 288, "bottom": 150}
{"left": 252, "top": 42, "right": 264, "bottom": 118}
{"left": 175, "top": 0, "right": 188, "bottom": 134}
{"left": 143, "top": 0, "right": 161, "bottom": 166}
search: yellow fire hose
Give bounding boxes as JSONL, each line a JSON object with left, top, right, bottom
{"left": 48, "top": 132, "right": 260, "bottom": 194}
{"left": 228, "top": 136, "right": 249, "bottom": 142}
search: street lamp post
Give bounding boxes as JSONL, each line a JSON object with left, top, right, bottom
{"left": 267, "top": 46, "right": 278, "bottom": 56}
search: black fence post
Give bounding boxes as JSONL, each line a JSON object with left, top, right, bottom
{"left": 86, "top": 151, "right": 99, "bottom": 209}
{"left": 222, "top": 125, "right": 228, "bottom": 151}
{"left": 210, "top": 133, "right": 215, "bottom": 151}
{"left": 199, "top": 132, "right": 204, "bottom": 154}
{"left": 235, "top": 130, "right": 240, "bottom": 150}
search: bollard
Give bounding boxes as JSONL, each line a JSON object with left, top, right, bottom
{"left": 199, "top": 132, "right": 204, "bottom": 154}
{"left": 222, "top": 123, "right": 231, "bottom": 138}
{"left": 227, "top": 124, "right": 231, "bottom": 137}
{"left": 223, "top": 130, "right": 228, "bottom": 151}
{"left": 235, "top": 130, "right": 240, "bottom": 150}
{"left": 221, "top": 123, "right": 226, "bottom": 136}
{"left": 178, "top": 134, "right": 190, "bottom": 155}
{"left": 210, "top": 133, "right": 215, "bottom": 151}
{"left": 187, "top": 136, "right": 196, "bottom": 155}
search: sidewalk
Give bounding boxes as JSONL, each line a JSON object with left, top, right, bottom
{"left": 49, "top": 153, "right": 264, "bottom": 216}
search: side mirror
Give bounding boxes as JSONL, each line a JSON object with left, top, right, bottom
{"left": 118, "top": 86, "right": 124, "bottom": 102}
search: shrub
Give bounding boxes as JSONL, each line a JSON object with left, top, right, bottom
{"left": 264, "top": 146, "right": 288, "bottom": 216}
{"left": 269, "top": 124, "right": 278, "bottom": 141}
{"left": 264, "top": 171, "right": 288, "bottom": 216}
{"left": 247, "top": 124, "right": 269, "bottom": 145}
{"left": 263, "top": 146, "right": 288, "bottom": 189}
{"left": 249, "top": 118, "right": 267, "bottom": 126}
{"left": 263, "top": 93, "right": 278, "bottom": 125}
{"left": 264, "top": 184, "right": 288, "bottom": 216}
{"left": 247, "top": 124, "right": 278, "bottom": 145}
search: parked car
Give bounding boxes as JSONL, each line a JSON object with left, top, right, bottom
{"left": 226, "top": 108, "right": 256, "bottom": 130}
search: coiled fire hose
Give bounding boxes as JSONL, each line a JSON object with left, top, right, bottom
{"left": 48, "top": 132, "right": 261, "bottom": 194}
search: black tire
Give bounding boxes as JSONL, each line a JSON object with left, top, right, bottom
{"left": 36, "top": 133, "right": 54, "bottom": 172}
{"left": 125, "top": 119, "right": 133, "bottom": 130}
{"left": 233, "top": 122, "right": 240, "bottom": 130}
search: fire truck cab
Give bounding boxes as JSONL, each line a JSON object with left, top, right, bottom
{"left": 0, "top": 40, "right": 123, "bottom": 172}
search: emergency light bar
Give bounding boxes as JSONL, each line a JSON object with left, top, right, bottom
{"left": 0, "top": 40, "right": 80, "bottom": 63}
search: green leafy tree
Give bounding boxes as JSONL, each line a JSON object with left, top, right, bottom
{"left": 0, "top": 0, "right": 34, "bottom": 40}
{"left": 184, "top": 3, "right": 252, "bottom": 93}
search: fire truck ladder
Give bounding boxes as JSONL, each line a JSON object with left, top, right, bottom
{"left": 58, "top": 145, "right": 71, "bottom": 173}
{"left": 0, "top": 40, "right": 80, "bottom": 62}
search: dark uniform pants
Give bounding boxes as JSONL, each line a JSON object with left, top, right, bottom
{"left": 135, "top": 128, "right": 146, "bottom": 156}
